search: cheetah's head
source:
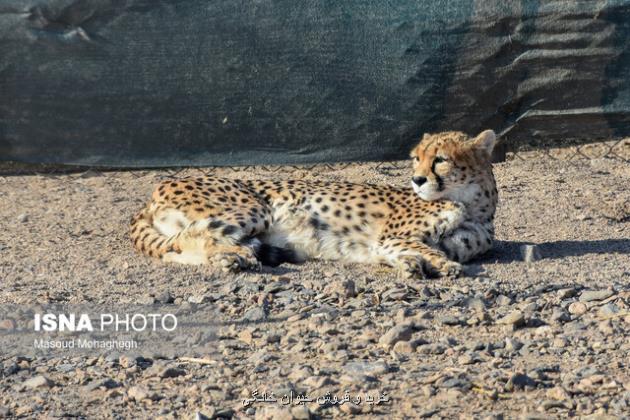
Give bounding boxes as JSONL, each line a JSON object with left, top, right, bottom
{"left": 409, "top": 130, "right": 496, "bottom": 203}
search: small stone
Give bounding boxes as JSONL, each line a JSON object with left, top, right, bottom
{"left": 465, "top": 297, "right": 487, "bottom": 311}
{"left": 598, "top": 303, "right": 619, "bottom": 317}
{"left": 439, "top": 377, "right": 471, "bottom": 390}
{"left": 498, "top": 310, "right": 525, "bottom": 327}
{"left": 495, "top": 295, "right": 512, "bottom": 306}
{"left": 55, "top": 363, "right": 75, "bottom": 373}
{"left": 264, "top": 279, "right": 289, "bottom": 293}
{"left": 568, "top": 302, "right": 588, "bottom": 315}
{"left": 505, "top": 373, "right": 537, "bottom": 392}
{"left": 84, "top": 378, "right": 121, "bottom": 392}
{"left": 155, "top": 291, "right": 174, "bottom": 304}
{"left": 137, "top": 295, "right": 156, "bottom": 305}
{"left": 579, "top": 290, "right": 614, "bottom": 302}
{"left": 598, "top": 320, "right": 614, "bottom": 335}
{"left": 0, "top": 319, "right": 16, "bottom": 331}
{"left": 546, "top": 386, "right": 571, "bottom": 401}
{"left": 17, "top": 214, "right": 29, "bottom": 223}
{"left": 243, "top": 306, "right": 267, "bottom": 322}
{"left": 550, "top": 308, "right": 570, "bottom": 324}
{"left": 119, "top": 355, "right": 139, "bottom": 369}
{"left": 23, "top": 375, "right": 53, "bottom": 389}
{"left": 324, "top": 279, "right": 357, "bottom": 298}
{"left": 195, "top": 409, "right": 215, "bottom": 420}
{"left": 440, "top": 316, "right": 462, "bottom": 326}
{"left": 188, "top": 295, "right": 212, "bottom": 304}
{"left": 238, "top": 329, "right": 254, "bottom": 345}
{"left": 457, "top": 353, "right": 479, "bottom": 365}
{"left": 392, "top": 340, "right": 417, "bottom": 353}
{"left": 552, "top": 337, "right": 568, "bottom": 348}
{"left": 343, "top": 360, "right": 389, "bottom": 377}
{"left": 378, "top": 324, "right": 413, "bottom": 349}
{"left": 159, "top": 367, "right": 186, "bottom": 378}
{"left": 558, "top": 288, "right": 578, "bottom": 299}
{"left": 505, "top": 337, "right": 524, "bottom": 352}
{"left": 416, "top": 343, "right": 446, "bottom": 355}
{"left": 422, "top": 385, "right": 435, "bottom": 397}
{"left": 541, "top": 400, "right": 569, "bottom": 411}
{"left": 128, "top": 385, "right": 150, "bottom": 401}
{"left": 520, "top": 244, "right": 541, "bottom": 262}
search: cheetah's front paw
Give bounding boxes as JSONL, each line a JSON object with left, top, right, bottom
{"left": 396, "top": 255, "right": 426, "bottom": 279}
{"left": 212, "top": 252, "right": 261, "bottom": 273}
{"left": 436, "top": 260, "right": 462, "bottom": 278}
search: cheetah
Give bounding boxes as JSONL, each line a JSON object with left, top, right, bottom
{"left": 130, "top": 130, "right": 498, "bottom": 278}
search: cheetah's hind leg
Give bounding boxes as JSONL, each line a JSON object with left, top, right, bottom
{"left": 161, "top": 218, "right": 261, "bottom": 271}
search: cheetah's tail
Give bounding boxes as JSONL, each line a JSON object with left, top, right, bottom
{"left": 130, "top": 206, "right": 178, "bottom": 258}
{"left": 252, "top": 242, "right": 302, "bottom": 267}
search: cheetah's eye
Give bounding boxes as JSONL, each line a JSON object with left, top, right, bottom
{"left": 434, "top": 156, "right": 447, "bottom": 164}
{"left": 412, "top": 156, "right": 419, "bottom": 162}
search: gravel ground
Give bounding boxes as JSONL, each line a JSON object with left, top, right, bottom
{"left": 0, "top": 150, "right": 629, "bottom": 419}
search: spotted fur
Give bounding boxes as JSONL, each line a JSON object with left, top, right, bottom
{"left": 130, "top": 130, "right": 498, "bottom": 277}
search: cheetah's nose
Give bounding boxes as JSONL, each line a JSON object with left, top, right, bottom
{"left": 412, "top": 176, "right": 427, "bottom": 186}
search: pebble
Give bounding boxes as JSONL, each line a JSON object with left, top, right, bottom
{"left": 85, "top": 378, "right": 121, "bottom": 392}
{"left": 159, "top": 367, "right": 186, "bottom": 378}
{"left": 557, "top": 288, "right": 579, "bottom": 299}
{"left": 519, "top": 244, "right": 541, "bottom": 262}
{"left": 498, "top": 310, "right": 525, "bottom": 327}
{"left": 568, "top": 302, "right": 588, "bottom": 315}
{"left": 343, "top": 360, "right": 389, "bottom": 377}
{"left": 22, "top": 375, "right": 53, "bottom": 389}
{"left": 378, "top": 324, "right": 413, "bottom": 349}
{"left": 324, "top": 279, "right": 357, "bottom": 298}
{"left": 505, "top": 337, "right": 524, "bottom": 352}
{"left": 0, "top": 319, "right": 16, "bottom": 330}
{"left": 495, "top": 295, "right": 512, "bottom": 306}
{"left": 155, "top": 291, "right": 174, "bottom": 304}
{"left": 546, "top": 386, "right": 571, "bottom": 401}
{"left": 128, "top": 385, "right": 151, "bottom": 401}
{"left": 579, "top": 290, "right": 614, "bottom": 302}
{"left": 392, "top": 340, "right": 417, "bottom": 353}
{"left": 17, "top": 213, "right": 29, "bottom": 223}
{"left": 440, "top": 315, "right": 462, "bottom": 326}
{"left": 243, "top": 307, "right": 267, "bottom": 322}
{"left": 598, "top": 303, "right": 619, "bottom": 317}
{"left": 417, "top": 343, "right": 446, "bottom": 355}
{"left": 550, "top": 308, "right": 570, "bottom": 324}
{"left": 238, "top": 329, "right": 254, "bottom": 345}
{"left": 505, "top": 373, "right": 537, "bottom": 392}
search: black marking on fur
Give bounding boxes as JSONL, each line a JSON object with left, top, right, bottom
{"left": 222, "top": 225, "right": 238, "bottom": 236}
{"left": 208, "top": 220, "right": 224, "bottom": 229}
{"left": 254, "top": 244, "right": 300, "bottom": 267}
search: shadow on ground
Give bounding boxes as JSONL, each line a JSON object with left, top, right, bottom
{"left": 483, "top": 239, "right": 630, "bottom": 264}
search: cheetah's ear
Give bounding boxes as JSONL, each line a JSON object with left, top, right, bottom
{"left": 410, "top": 134, "right": 428, "bottom": 157}
{"left": 472, "top": 130, "right": 496, "bottom": 155}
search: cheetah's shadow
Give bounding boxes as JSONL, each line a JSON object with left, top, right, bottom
{"left": 480, "top": 239, "right": 630, "bottom": 264}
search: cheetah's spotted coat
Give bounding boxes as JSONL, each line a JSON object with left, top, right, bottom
{"left": 130, "top": 130, "right": 499, "bottom": 278}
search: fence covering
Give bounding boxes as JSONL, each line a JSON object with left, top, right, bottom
{"left": 1, "top": 0, "right": 629, "bottom": 167}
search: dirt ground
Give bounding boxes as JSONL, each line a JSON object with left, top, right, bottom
{"left": 0, "top": 148, "right": 629, "bottom": 419}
